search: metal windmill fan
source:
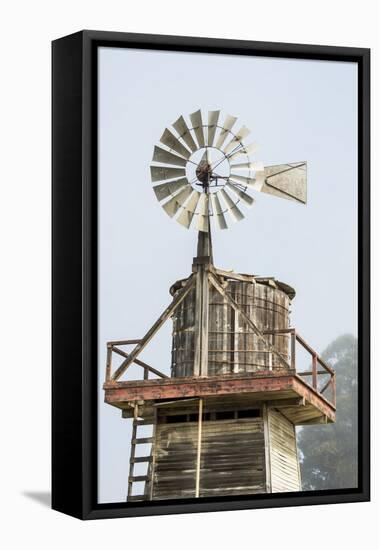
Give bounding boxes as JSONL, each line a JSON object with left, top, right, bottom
{"left": 150, "top": 109, "right": 307, "bottom": 232}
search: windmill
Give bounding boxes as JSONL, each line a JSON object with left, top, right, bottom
{"left": 104, "top": 110, "right": 335, "bottom": 502}
{"left": 151, "top": 109, "right": 306, "bottom": 234}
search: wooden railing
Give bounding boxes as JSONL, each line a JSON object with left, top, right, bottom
{"left": 105, "top": 340, "right": 168, "bottom": 383}
{"left": 105, "top": 331, "right": 336, "bottom": 408}
{"left": 263, "top": 328, "right": 336, "bottom": 407}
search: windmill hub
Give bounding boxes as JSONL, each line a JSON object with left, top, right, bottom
{"left": 189, "top": 147, "right": 230, "bottom": 193}
{"left": 196, "top": 160, "right": 213, "bottom": 187}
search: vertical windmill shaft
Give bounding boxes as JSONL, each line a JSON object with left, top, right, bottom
{"left": 193, "top": 243, "right": 210, "bottom": 377}
{"left": 191, "top": 148, "right": 209, "bottom": 377}
{"left": 193, "top": 148, "right": 213, "bottom": 377}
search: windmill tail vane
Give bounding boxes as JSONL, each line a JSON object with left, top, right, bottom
{"left": 150, "top": 109, "right": 307, "bottom": 237}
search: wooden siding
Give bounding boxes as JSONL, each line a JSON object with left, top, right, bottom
{"left": 152, "top": 421, "right": 198, "bottom": 500}
{"left": 170, "top": 277, "right": 291, "bottom": 377}
{"left": 200, "top": 419, "right": 266, "bottom": 497}
{"left": 268, "top": 408, "right": 301, "bottom": 492}
{"left": 151, "top": 417, "right": 265, "bottom": 500}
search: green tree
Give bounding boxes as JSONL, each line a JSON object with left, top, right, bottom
{"left": 297, "top": 334, "right": 358, "bottom": 490}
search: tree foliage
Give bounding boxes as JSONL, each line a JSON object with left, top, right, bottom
{"left": 297, "top": 334, "right": 358, "bottom": 490}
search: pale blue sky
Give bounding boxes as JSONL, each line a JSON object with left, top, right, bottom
{"left": 98, "top": 47, "right": 357, "bottom": 503}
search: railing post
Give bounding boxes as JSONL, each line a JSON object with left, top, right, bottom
{"left": 312, "top": 354, "right": 318, "bottom": 390}
{"left": 291, "top": 330, "right": 296, "bottom": 371}
{"left": 332, "top": 374, "right": 336, "bottom": 406}
{"left": 105, "top": 344, "right": 112, "bottom": 382}
{"left": 144, "top": 367, "right": 149, "bottom": 380}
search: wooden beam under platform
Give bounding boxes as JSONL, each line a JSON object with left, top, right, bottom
{"left": 104, "top": 370, "right": 335, "bottom": 425}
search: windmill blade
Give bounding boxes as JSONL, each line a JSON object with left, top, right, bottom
{"left": 184, "top": 189, "right": 201, "bottom": 214}
{"left": 176, "top": 190, "right": 201, "bottom": 228}
{"left": 207, "top": 110, "right": 220, "bottom": 146}
{"left": 197, "top": 193, "right": 209, "bottom": 216}
{"left": 160, "top": 128, "right": 191, "bottom": 159}
{"left": 196, "top": 194, "right": 210, "bottom": 232}
{"left": 172, "top": 115, "right": 197, "bottom": 152}
{"left": 152, "top": 146, "right": 187, "bottom": 167}
{"left": 230, "top": 161, "right": 264, "bottom": 172}
{"left": 226, "top": 182, "right": 254, "bottom": 207}
{"left": 162, "top": 186, "right": 193, "bottom": 217}
{"left": 153, "top": 178, "right": 189, "bottom": 202}
{"left": 199, "top": 148, "right": 209, "bottom": 165}
{"left": 210, "top": 193, "right": 228, "bottom": 229}
{"left": 228, "top": 141, "right": 259, "bottom": 160}
{"left": 197, "top": 215, "right": 210, "bottom": 232}
{"left": 261, "top": 162, "right": 307, "bottom": 204}
{"left": 150, "top": 165, "right": 186, "bottom": 182}
{"left": 223, "top": 126, "right": 251, "bottom": 155}
{"left": 177, "top": 208, "right": 195, "bottom": 229}
{"left": 190, "top": 110, "right": 205, "bottom": 148}
{"left": 215, "top": 114, "right": 237, "bottom": 149}
{"left": 220, "top": 189, "right": 245, "bottom": 222}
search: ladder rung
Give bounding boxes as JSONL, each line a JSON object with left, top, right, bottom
{"left": 134, "top": 419, "right": 153, "bottom": 426}
{"left": 132, "top": 437, "right": 154, "bottom": 444}
{"left": 129, "top": 475, "right": 149, "bottom": 482}
{"left": 131, "top": 456, "right": 153, "bottom": 463}
{"left": 128, "top": 495, "right": 148, "bottom": 502}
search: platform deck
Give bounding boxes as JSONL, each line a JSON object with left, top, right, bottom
{"left": 104, "top": 370, "right": 335, "bottom": 425}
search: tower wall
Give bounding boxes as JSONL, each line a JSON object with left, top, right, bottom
{"left": 149, "top": 402, "right": 301, "bottom": 500}
{"left": 170, "top": 275, "right": 293, "bottom": 377}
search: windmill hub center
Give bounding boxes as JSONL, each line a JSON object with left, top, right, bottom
{"left": 195, "top": 161, "right": 213, "bottom": 186}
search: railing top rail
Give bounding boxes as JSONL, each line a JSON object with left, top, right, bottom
{"left": 107, "top": 339, "right": 142, "bottom": 346}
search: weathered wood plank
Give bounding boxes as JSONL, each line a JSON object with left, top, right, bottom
{"left": 268, "top": 409, "right": 301, "bottom": 492}
{"left": 131, "top": 437, "right": 154, "bottom": 444}
{"left": 131, "top": 456, "right": 153, "bottom": 463}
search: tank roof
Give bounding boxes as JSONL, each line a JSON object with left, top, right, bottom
{"left": 170, "top": 268, "right": 296, "bottom": 300}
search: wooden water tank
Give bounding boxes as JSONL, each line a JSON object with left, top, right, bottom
{"left": 170, "top": 273, "right": 295, "bottom": 377}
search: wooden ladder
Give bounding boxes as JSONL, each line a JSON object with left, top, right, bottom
{"left": 127, "top": 407, "right": 156, "bottom": 502}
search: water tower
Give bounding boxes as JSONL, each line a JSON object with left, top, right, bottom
{"left": 103, "top": 110, "right": 336, "bottom": 501}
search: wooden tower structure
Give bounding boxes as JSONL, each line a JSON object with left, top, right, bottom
{"left": 103, "top": 110, "right": 336, "bottom": 501}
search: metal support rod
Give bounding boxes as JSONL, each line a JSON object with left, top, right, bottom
{"left": 195, "top": 398, "right": 203, "bottom": 498}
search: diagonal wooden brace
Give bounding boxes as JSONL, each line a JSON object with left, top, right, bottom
{"left": 111, "top": 346, "right": 169, "bottom": 379}
{"left": 112, "top": 274, "right": 195, "bottom": 381}
{"left": 208, "top": 272, "right": 291, "bottom": 371}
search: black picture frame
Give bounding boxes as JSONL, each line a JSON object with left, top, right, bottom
{"left": 52, "top": 30, "right": 370, "bottom": 520}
